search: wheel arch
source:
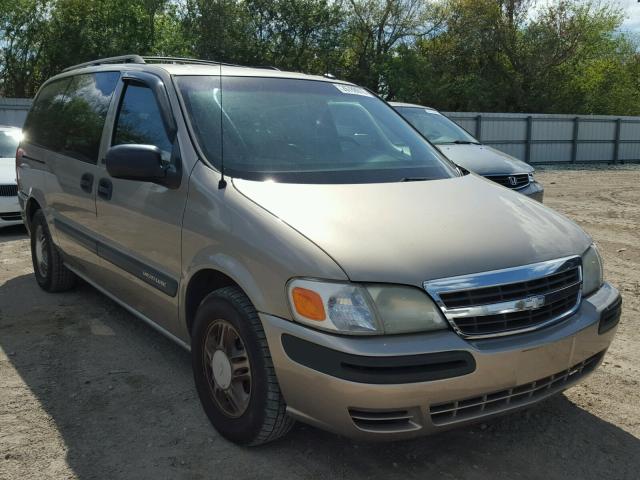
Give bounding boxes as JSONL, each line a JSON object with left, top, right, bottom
{"left": 184, "top": 268, "right": 244, "bottom": 336}
{"left": 24, "top": 196, "right": 43, "bottom": 232}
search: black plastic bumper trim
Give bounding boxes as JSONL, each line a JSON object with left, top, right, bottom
{"left": 281, "top": 334, "right": 476, "bottom": 384}
{"left": 599, "top": 295, "right": 622, "bottom": 334}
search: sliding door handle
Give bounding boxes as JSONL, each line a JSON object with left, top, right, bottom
{"left": 80, "top": 173, "right": 94, "bottom": 193}
{"left": 97, "top": 178, "right": 113, "bottom": 200}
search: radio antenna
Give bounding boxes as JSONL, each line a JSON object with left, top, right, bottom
{"left": 217, "top": 0, "right": 227, "bottom": 189}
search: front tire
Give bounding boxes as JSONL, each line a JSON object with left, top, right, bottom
{"left": 30, "top": 209, "right": 77, "bottom": 292}
{"left": 192, "top": 286, "right": 294, "bottom": 445}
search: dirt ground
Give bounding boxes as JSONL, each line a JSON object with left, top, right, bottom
{"left": 1, "top": 166, "right": 639, "bottom": 480}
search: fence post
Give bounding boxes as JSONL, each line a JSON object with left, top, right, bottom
{"left": 613, "top": 118, "right": 622, "bottom": 165}
{"left": 571, "top": 117, "right": 580, "bottom": 163}
{"left": 525, "top": 116, "right": 533, "bottom": 164}
{"left": 475, "top": 114, "right": 482, "bottom": 141}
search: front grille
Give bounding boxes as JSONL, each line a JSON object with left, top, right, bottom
{"left": 452, "top": 283, "right": 580, "bottom": 336}
{"left": 425, "top": 256, "right": 582, "bottom": 339}
{"left": 0, "top": 184, "right": 18, "bottom": 197}
{"left": 487, "top": 173, "right": 530, "bottom": 189}
{"left": 0, "top": 212, "right": 21, "bottom": 221}
{"left": 349, "top": 408, "right": 420, "bottom": 433}
{"left": 430, "top": 351, "right": 604, "bottom": 425}
{"left": 440, "top": 268, "right": 580, "bottom": 308}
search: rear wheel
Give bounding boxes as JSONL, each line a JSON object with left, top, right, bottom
{"left": 192, "top": 286, "right": 294, "bottom": 445}
{"left": 30, "top": 210, "right": 77, "bottom": 292}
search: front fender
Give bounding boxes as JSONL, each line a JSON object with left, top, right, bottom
{"left": 179, "top": 162, "right": 347, "bottom": 337}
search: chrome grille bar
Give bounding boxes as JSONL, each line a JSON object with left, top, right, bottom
{"left": 424, "top": 256, "right": 582, "bottom": 339}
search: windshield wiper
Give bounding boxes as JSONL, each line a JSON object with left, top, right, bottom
{"left": 435, "top": 140, "right": 480, "bottom": 145}
{"left": 400, "top": 177, "right": 430, "bottom": 182}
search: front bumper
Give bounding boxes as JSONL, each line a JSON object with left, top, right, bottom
{"left": 0, "top": 193, "right": 22, "bottom": 227}
{"left": 519, "top": 180, "right": 544, "bottom": 202}
{"left": 261, "top": 282, "right": 620, "bottom": 440}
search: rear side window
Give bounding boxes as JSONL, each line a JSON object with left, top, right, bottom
{"left": 23, "top": 78, "right": 72, "bottom": 151}
{"left": 59, "top": 72, "right": 120, "bottom": 163}
{"left": 23, "top": 72, "right": 119, "bottom": 163}
{"left": 112, "top": 84, "right": 173, "bottom": 161}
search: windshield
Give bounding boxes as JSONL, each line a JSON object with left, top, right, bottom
{"left": 176, "top": 76, "right": 458, "bottom": 183}
{"left": 0, "top": 129, "right": 21, "bottom": 158}
{"left": 395, "top": 107, "right": 478, "bottom": 145}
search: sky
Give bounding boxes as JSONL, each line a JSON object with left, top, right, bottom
{"left": 619, "top": 0, "right": 640, "bottom": 33}
{"left": 531, "top": 0, "right": 640, "bottom": 34}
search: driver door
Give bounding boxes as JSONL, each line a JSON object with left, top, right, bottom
{"left": 93, "top": 73, "right": 187, "bottom": 336}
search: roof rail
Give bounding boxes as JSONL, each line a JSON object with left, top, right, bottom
{"left": 61, "top": 54, "right": 281, "bottom": 73}
{"left": 144, "top": 57, "right": 281, "bottom": 71}
{"left": 61, "top": 54, "right": 145, "bottom": 73}
{"left": 141, "top": 56, "right": 241, "bottom": 67}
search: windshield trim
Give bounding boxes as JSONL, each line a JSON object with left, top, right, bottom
{"left": 173, "top": 75, "right": 460, "bottom": 184}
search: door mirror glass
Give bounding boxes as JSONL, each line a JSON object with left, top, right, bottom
{"left": 105, "top": 144, "right": 166, "bottom": 181}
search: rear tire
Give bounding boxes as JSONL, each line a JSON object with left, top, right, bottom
{"left": 30, "top": 209, "right": 77, "bottom": 292}
{"left": 192, "top": 286, "right": 294, "bottom": 445}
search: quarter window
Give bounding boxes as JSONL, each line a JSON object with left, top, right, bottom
{"left": 23, "top": 72, "right": 119, "bottom": 162}
{"left": 113, "top": 84, "right": 173, "bottom": 161}
{"left": 23, "top": 78, "right": 72, "bottom": 151}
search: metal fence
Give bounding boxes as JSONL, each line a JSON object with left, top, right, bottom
{"left": 0, "top": 98, "right": 31, "bottom": 127}
{"left": 443, "top": 111, "right": 640, "bottom": 164}
{"left": 1, "top": 97, "right": 639, "bottom": 164}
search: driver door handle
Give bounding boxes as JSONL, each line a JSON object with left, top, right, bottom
{"left": 80, "top": 173, "right": 94, "bottom": 193}
{"left": 97, "top": 178, "right": 113, "bottom": 200}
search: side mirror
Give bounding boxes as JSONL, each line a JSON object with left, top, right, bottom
{"left": 105, "top": 144, "right": 166, "bottom": 182}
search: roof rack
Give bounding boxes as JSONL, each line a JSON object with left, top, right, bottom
{"left": 62, "top": 55, "right": 281, "bottom": 73}
{"left": 62, "top": 55, "right": 145, "bottom": 72}
{"left": 141, "top": 56, "right": 241, "bottom": 67}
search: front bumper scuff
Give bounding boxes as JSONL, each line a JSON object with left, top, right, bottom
{"left": 261, "top": 282, "right": 619, "bottom": 440}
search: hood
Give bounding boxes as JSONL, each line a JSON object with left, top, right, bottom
{"left": 0, "top": 157, "right": 17, "bottom": 183}
{"left": 437, "top": 144, "right": 532, "bottom": 176}
{"left": 233, "top": 175, "right": 590, "bottom": 287}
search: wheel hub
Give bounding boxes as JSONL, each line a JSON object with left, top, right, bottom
{"left": 211, "top": 349, "right": 233, "bottom": 390}
{"left": 203, "top": 319, "right": 252, "bottom": 418}
{"left": 34, "top": 225, "right": 48, "bottom": 277}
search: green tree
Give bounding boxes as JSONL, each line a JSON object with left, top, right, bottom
{"left": 0, "top": 0, "right": 50, "bottom": 96}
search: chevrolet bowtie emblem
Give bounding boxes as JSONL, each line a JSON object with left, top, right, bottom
{"left": 518, "top": 295, "right": 546, "bottom": 310}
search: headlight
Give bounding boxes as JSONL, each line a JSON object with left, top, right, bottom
{"left": 287, "top": 279, "right": 448, "bottom": 335}
{"left": 528, "top": 172, "right": 535, "bottom": 182}
{"left": 582, "top": 244, "right": 603, "bottom": 296}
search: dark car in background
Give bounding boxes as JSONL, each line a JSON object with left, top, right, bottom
{"left": 391, "top": 102, "right": 544, "bottom": 201}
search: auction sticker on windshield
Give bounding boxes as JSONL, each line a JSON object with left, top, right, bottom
{"left": 333, "top": 84, "right": 373, "bottom": 96}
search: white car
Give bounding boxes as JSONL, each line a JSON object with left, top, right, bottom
{"left": 0, "top": 125, "right": 22, "bottom": 227}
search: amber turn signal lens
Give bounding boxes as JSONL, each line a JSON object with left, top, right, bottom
{"left": 291, "top": 287, "right": 326, "bottom": 321}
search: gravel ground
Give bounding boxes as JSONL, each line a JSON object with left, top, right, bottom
{"left": 1, "top": 167, "right": 639, "bottom": 480}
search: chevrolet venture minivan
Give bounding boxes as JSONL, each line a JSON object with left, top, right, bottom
{"left": 17, "top": 56, "right": 622, "bottom": 446}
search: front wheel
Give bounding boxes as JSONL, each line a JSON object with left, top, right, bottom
{"left": 191, "top": 286, "right": 294, "bottom": 445}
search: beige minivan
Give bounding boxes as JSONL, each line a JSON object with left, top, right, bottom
{"left": 17, "top": 55, "right": 622, "bottom": 445}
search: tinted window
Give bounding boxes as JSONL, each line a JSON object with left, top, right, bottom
{"left": 0, "top": 129, "right": 20, "bottom": 158}
{"left": 60, "top": 72, "right": 119, "bottom": 163}
{"left": 176, "top": 76, "right": 457, "bottom": 184}
{"left": 395, "top": 107, "right": 478, "bottom": 145}
{"left": 23, "top": 72, "right": 119, "bottom": 161}
{"left": 113, "top": 84, "right": 173, "bottom": 161}
{"left": 23, "top": 78, "right": 72, "bottom": 150}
